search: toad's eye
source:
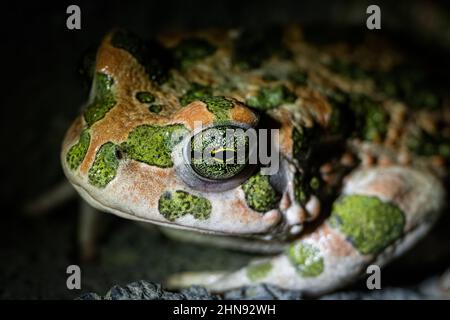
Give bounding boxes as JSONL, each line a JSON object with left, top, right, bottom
{"left": 190, "top": 126, "right": 250, "bottom": 180}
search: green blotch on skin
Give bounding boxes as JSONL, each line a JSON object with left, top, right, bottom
{"left": 135, "top": 91, "right": 163, "bottom": 114}
{"left": 294, "top": 172, "right": 321, "bottom": 206}
{"left": 158, "top": 190, "right": 211, "bottom": 221}
{"left": 191, "top": 126, "right": 248, "bottom": 180}
{"left": 88, "top": 142, "right": 119, "bottom": 188}
{"left": 407, "top": 128, "right": 450, "bottom": 159}
{"left": 350, "top": 94, "right": 388, "bottom": 142}
{"left": 309, "top": 177, "right": 320, "bottom": 191}
{"left": 329, "top": 195, "right": 405, "bottom": 255}
{"left": 200, "top": 96, "right": 234, "bottom": 122}
{"left": 136, "top": 91, "right": 155, "bottom": 104}
{"left": 294, "top": 174, "right": 308, "bottom": 205}
{"left": 84, "top": 72, "right": 116, "bottom": 126}
{"left": 326, "top": 90, "right": 388, "bottom": 142}
{"left": 291, "top": 126, "right": 322, "bottom": 206}
{"left": 121, "top": 124, "right": 189, "bottom": 168}
{"left": 292, "top": 127, "right": 305, "bottom": 160}
{"left": 375, "top": 65, "right": 441, "bottom": 110}
{"left": 66, "top": 129, "right": 91, "bottom": 170}
{"left": 287, "top": 242, "right": 324, "bottom": 277}
{"left": 242, "top": 172, "right": 280, "bottom": 213}
{"left": 179, "top": 83, "right": 212, "bottom": 106}
{"left": 149, "top": 104, "right": 163, "bottom": 114}
{"left": 246, "top": 261, "right": 273, "bottom": 282}
{"left": 325, "top": 89, "right": 354, "bottom": 136}
{"left": 246, "top": 85, "right": 296, "bottom": 110}
{"left": 179, "top": 84, "right": 234, "bottom": 121}
{"left": 292, "top": 126, "right": 317, "bottom": 164}
{"left": 173, "top": 38, "right": 216, "bottom": 68}
{"left": 234, "top": 27, "right": 289, "bottom": 69}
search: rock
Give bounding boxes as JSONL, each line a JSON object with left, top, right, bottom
{"left": 79, "top": 281, "right": 303, "bottom": 300}
{"left": 80, "top": 280, "right": 220, "bottom": 300}
{"left": 77, "top": 292, "right": 102, "bottom": 300}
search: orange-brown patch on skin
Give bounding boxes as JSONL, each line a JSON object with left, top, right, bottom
{"left": 280, "top": 125, "right": 294, "bottom": 157}
{"left": 96, "top": 32, "right": 181, "bottom": 114}
{"left": 230, "top": 103, "right": 258, "bottom": 127}
{"left": 226, "top": 196, "right": 281, "bottom": 228}
{"left": 119, "top": 160, "right": 177, "bottom": 207}
{"left": 310, "top": 224, "right": 357, "bottom": 258}
{"left": 96, "top": 34, "right": 151, "bottom": 94}
{"left": 72, "top": 31, "right": 194, "bottom": 175}
{"left": 297, "top": 88, "right": 332, "bottom": 127}
{"left": 172, "top": 101, "right": 215, "bottom": 130}
{"left": 185, "top": 66, "right": 219, "bottom": 85}
{"left": 271, "top": 108, "right": 294, "bottom": 157}
{"left": 360, "top": 174, "right": 408, "bottom": 207}
{"left": 79, "top": 100, "right": 172, "bottom": 174}
{"left": 228, "top": 198, "right": 255, "bottom": 224}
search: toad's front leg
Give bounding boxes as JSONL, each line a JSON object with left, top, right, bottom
{"left": 167, "top": 166, "right": 444, "bottom": 297}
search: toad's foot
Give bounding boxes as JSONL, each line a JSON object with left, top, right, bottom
{"left": 166, "top": 166, "right": 445, "bottom": 297}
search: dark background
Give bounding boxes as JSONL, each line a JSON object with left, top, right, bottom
{"left": 1, "top": 0, "right": 449, "bottom": 299}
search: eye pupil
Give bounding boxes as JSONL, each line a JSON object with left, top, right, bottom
{"left": 190, "top": 126, "right": 249, "bottom": 180}
{"left": 211, "top": 149, "right": 237, "bottom": 164}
